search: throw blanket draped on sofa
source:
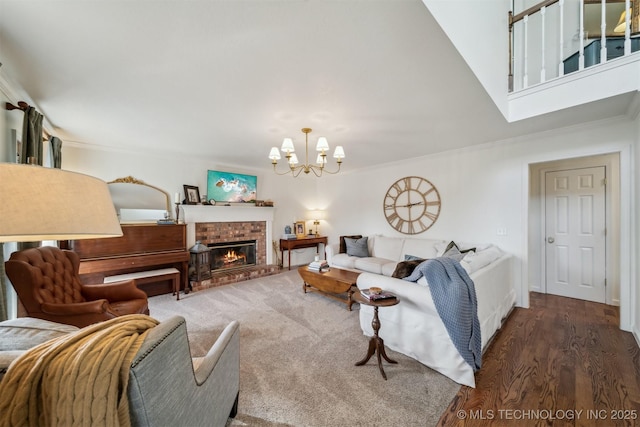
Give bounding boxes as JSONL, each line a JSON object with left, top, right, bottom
{"left": 0, "top": 314, "right": 158, "bottom": 427}
{"left": 403, "top": 257, "right": 482, "bottom": 371}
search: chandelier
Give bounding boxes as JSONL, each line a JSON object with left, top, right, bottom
{"left": 268, "top": 128, "right": 345, "bottom": 177}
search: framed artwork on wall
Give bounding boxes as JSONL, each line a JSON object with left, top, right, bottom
{"left": 294, "top": 221, "right": 306, "bottom": 237}
{"left": 183, "top": 185, "right": 200, "bottom": 205}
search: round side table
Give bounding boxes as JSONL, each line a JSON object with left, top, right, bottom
{"left": 353, "top": 289, "right": 400, "bottom": 380}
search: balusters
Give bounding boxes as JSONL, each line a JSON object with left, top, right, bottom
{"left": 600, "top": 0, "right": 607, "bottom": 64}
{"left": 541, "top": 6, "right": 547, "bottom": 83}
{"left": 524, "top": 15, "right": 529, "bottom": 88}
{"left": 558, "top": 0, "right": 565, "bottom": 77}
{"left": 579, "top": 0, "right": 585, "bottom": 70}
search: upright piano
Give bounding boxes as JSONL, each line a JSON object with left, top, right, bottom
{"left": 69, "top": 223, "right": 189, "bottom": 297}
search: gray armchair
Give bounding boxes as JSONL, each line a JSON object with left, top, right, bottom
{"left": 0, "top": 315, "right": 239, "bottom": 426}
{"left": 128, "top": 316, "right": 240, "bottom": 427}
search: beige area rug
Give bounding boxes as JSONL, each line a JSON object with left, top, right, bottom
{"left": 148, "top": 269, "right": 460, "bottom": 427}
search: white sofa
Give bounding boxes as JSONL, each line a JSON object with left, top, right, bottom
{"left": 326, "top": 235, "right": 515, "bottom": 387}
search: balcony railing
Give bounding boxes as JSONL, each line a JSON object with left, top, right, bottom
{"left": 509, "top": 0, "right": 639, "bottom": 92}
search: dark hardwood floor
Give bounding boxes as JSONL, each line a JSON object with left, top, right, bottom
{"left": 437, "top": 292, "right": 640, "bottom": 426}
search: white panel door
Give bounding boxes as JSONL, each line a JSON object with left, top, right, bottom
{"left": 545, "top": 167, "right": 606, "bottom": 303}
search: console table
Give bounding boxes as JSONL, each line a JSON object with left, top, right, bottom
{"left": 280, "top": 236, "right": 327, "bottom": 270}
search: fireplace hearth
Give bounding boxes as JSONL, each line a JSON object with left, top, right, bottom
{"left": 208, "top": 240, "right": 256, "bottom": 272}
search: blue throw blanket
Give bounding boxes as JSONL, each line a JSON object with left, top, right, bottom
{"left": 403, "top": 257, "right": 482, "bottom": 371}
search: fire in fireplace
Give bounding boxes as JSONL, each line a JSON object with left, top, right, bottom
{"left": 208, "top": 240, "right": 257, "bottom": 272}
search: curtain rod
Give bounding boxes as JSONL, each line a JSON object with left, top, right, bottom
{"left": 5, "top": 101, "right": 29, "bottom": 111}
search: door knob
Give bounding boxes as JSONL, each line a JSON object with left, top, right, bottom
{"left": 547, "top": 237, "right": 555, "bottom": 243}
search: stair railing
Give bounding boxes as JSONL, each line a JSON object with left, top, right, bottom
{"left": 509, "top": 0, "right": 636, "bottom": 92}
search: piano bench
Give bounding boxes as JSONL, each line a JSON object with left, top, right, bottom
{"left": 104, "top": 268, "right": 182, "bottom": 300}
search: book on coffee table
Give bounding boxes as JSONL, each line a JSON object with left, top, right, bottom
{"left": 308, "top": 260, "right": 329, "bottom": 271}
{"left": 360, "top": 289, "right": 397, "bottom": 301}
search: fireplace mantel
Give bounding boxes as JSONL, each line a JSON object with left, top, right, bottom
{"left": 181, "top": 205, "right": 275, "bottom": 265}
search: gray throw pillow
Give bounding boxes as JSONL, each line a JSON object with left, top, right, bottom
{"left": 339, "top": 235, "right": 363, "bottom": 254}
{"left": 344, "top": 237, "right": 369, "bottom": 257}
{"left": 443, "top": 241, "right": 476, "bottom": 255}
{"left": 442, "top": 245, "right": 465, "bottom": 262}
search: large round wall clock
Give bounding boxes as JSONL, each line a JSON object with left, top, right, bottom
{"left": 383, "top": 176, "right": 441, "bottom": 235}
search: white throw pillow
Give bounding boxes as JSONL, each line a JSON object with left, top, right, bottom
{"left": 461, "top": 245, "right": 503, "bottom": 274}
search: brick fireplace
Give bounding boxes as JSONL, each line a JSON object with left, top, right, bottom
{"left": 182, "top": 205, "right": 279, "bottom": 291}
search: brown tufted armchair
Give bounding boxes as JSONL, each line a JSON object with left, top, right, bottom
{"left": 5, "top": 246, "right": 149, "bottom": 328}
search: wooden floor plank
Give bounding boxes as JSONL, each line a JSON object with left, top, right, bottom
{"left": 437, "top": 293, "right": 640, "bottom": 427}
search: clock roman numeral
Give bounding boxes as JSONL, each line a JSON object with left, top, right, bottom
{"left": 423, "top": 187, "right": 436, "bottom": 197}
{"left": 403, "top": 177, "right": 411, "bottom": 190}
{"left": 424, "top": 211, "right": 438, "bottom": 221}
{"left": 391, "top": 182, "right": 403, "bottom": 195}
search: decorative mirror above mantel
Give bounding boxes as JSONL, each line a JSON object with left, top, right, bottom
{"left": 108, "top": 176, "right": 172, "bottom": 223}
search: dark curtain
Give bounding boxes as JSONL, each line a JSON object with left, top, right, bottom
{"left": 20, "top": 106, "right": 43, "bottom": 165}
{"left": 18, "top": 107, "right": 44, "bottom": 251}
{"left": 50, "top": 136, "right": 62, "bottom": 169}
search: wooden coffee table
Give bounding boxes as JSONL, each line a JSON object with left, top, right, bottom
{"left": 298, "top": 266, "right": 361, "bottom": 310}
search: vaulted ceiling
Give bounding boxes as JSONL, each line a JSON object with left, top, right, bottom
{"left": 0, "top": 0, "right": 634, "bottom": 172}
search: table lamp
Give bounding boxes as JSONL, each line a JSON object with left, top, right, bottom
{"left": 309, "top": 210, "right": 325, "bottom": 236}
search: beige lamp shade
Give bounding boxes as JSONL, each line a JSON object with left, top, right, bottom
{"left": 0, "top": 163, "right": 123, "bottom": 242}
{"left": 614, "top": 8, "right": 638, "bottom": 33}
{"left": 614, "top": 9, "right": 629, "bottom": 33}
{"left": 307, "top": 210, "right": 326, "bottom": 221}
